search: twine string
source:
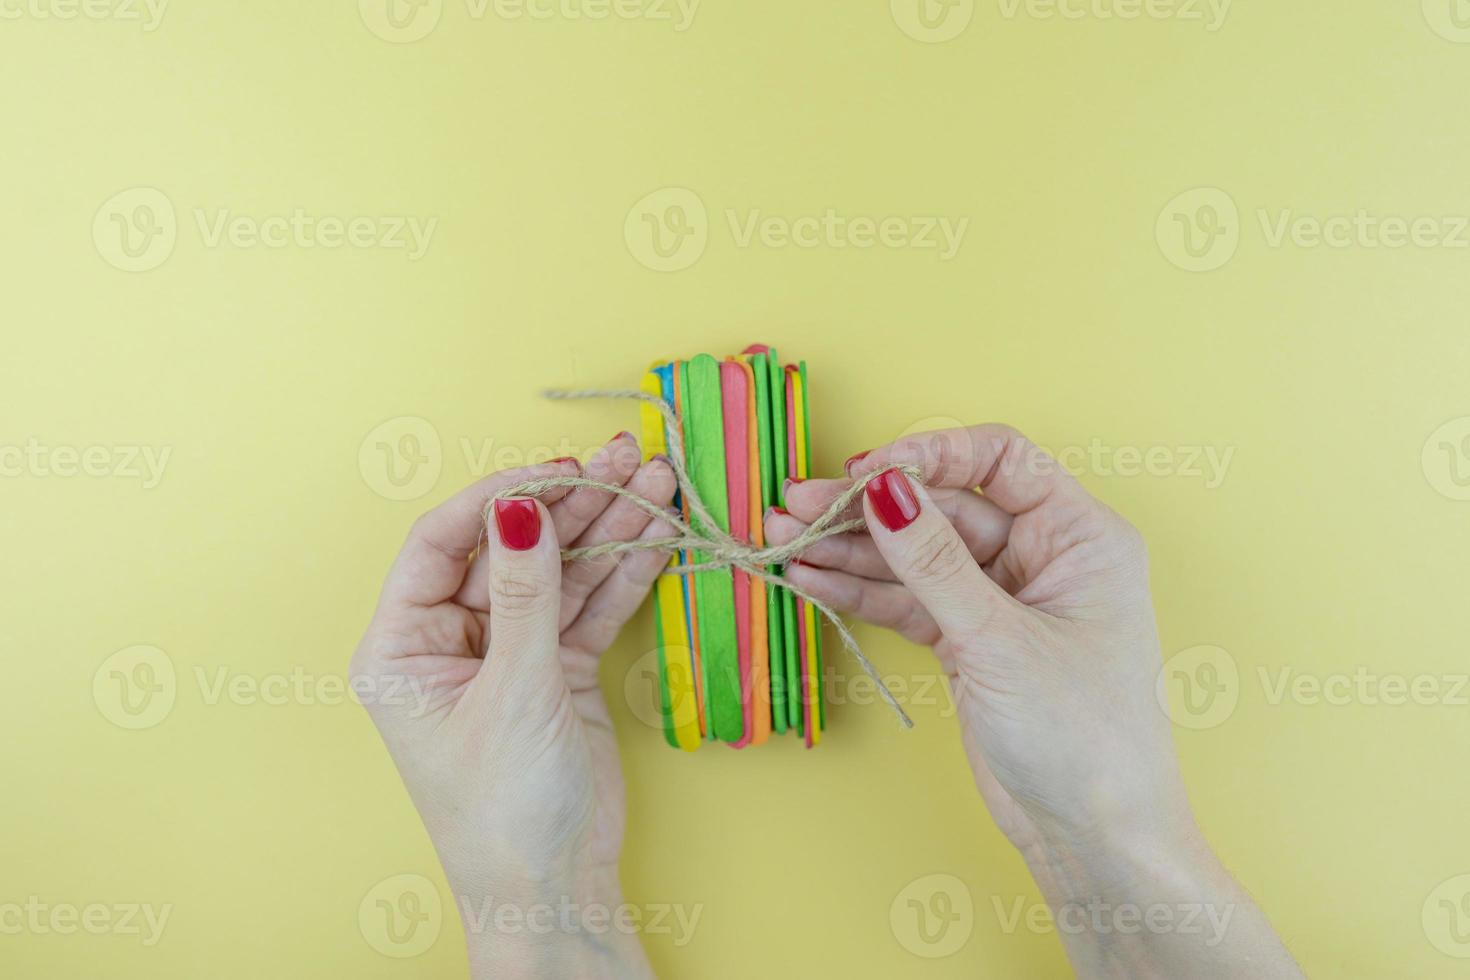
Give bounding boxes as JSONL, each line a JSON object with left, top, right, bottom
{"left": 485, "top": 388, "right": 916, "bottom": 729}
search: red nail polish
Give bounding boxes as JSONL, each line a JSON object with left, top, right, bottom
{"left": 493, "top": 498, "right": 541, "bottom": 551}
{"left": 549, "top": 456, "right": 579, "bottom": 465}
{"left": 768, "top": 506, "right": 790, "bottom": 518}
{"left": 845, "top": 451, "right": 871, "bottom": 476}
{"left": 611, "top": 431, "right": 633, "bottom": 442}
{"left": 865, "top": 468, "right": 919, "bottom": 532}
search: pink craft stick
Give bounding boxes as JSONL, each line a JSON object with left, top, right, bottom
{"left": 721, "top": 361, "right": 755, "bottom": 749}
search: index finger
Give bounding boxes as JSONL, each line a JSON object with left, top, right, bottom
{"left": 847, "top": 424, "right": 1091, "bottom": 517}
{"left": 379, "top": 458, "right": 581, "bottom": 609}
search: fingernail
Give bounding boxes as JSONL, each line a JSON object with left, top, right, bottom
{"left": 865, "top": 468, "right": 919, "bottom": 532}
{"left": 611, "top": 430, "right": 634, "bottom": 442}
{"left": 782, "top": 477, "right": 804, "bottom": 495}
{"left": 844, "top": 450, "right": 870, "bottom": 475}
{"left": 767, "top": 506, "right": 790, "bottom": 519}
{"left": 651, "top": 453, "right": 672, "bottom": 467}
{"left": 493, "top": 498, "right": 541, "bottom": 551}
{"left": 549, "top": 456, "right": 579, "bottom": 465}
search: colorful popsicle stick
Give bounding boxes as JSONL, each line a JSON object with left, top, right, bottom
{"left": 796, "top": 362, "right": 823, "bottom": 740}
{"left": 645, "top": 368, "right": 701, "bottom": 752}
{"left": 673, "top": 361, "right": 708, "bottom": 738}
{"left": 784, "top": 366, "right": 820, "bottom": 746}
{"left": 685, "top": 355, "right": 743, "bottom": 743}
{"left": 768, "top": 349, "right": 800, "bottom": 733}
{"left": 640, "top": 346, "right": 827, "bottom": 750}
{"left": 739, "top": 358, "right": 772, "bottom": 746}
{"left": 743, "top": 346, "right": 786, "bottom": 735}
{"left": 720, "top": 361, "right": 754, "bottom": 749}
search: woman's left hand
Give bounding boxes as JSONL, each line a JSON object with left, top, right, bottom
{"left": 350, "top": 434, "right": 674, "bottom": 978}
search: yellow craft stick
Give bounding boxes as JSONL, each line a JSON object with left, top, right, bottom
{"left": 790, "top": 369, "right": 819, "bottom": 745}
{"left": 641, "top": 371, "right": 700, "bottom": 752}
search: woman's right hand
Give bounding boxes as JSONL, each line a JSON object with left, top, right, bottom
{"left": 767, "top": 424, "right": 1300, "bottom": 978}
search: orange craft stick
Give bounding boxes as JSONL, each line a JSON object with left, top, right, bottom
{"left": 728, "top": 357, "right": 771, "bottom": 746}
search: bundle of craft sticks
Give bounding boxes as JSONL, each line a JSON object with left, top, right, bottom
{"left": 639, "top": 345, "right": 824, "bottom": 750}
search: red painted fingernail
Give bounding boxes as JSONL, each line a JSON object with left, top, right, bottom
{"left": 611, "top": 431, "right": 633, "bottom": 442}
{"left": 844, "top": 450, "right": 870, "bottom": 475}
{"left": 493, "top": 498, "right": 541, "bottom": 551}
{"left": 768, "top": 506, "right": 790, "bottom": 518}
{"left": 865, "top": 468, "right": 919, "bottom": 532}
{"left": 549, "top": 456, "right": 579, "bottom": 465}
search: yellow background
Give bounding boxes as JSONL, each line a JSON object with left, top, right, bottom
{"left": 4, "top": 0, "right": 1469, "bottom": 975}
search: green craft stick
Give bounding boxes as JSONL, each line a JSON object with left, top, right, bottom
{"left": 684, "top": 354, "right": 743, "bottom": 743}
{"left": 800, "top": 360, "right": 824, "bottom": 732}
{"left": 769, "top": 350, "right": 800, "bottom": 733}
{"left": 750, "top": 352, "right": 787, "bottom": 734}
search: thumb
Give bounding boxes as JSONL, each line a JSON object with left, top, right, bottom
{"left": 473, "top": 496, "right": 565, "bottom": 703}
{"left": 862, "top": 468, "right": 1011, "bottom": 642}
